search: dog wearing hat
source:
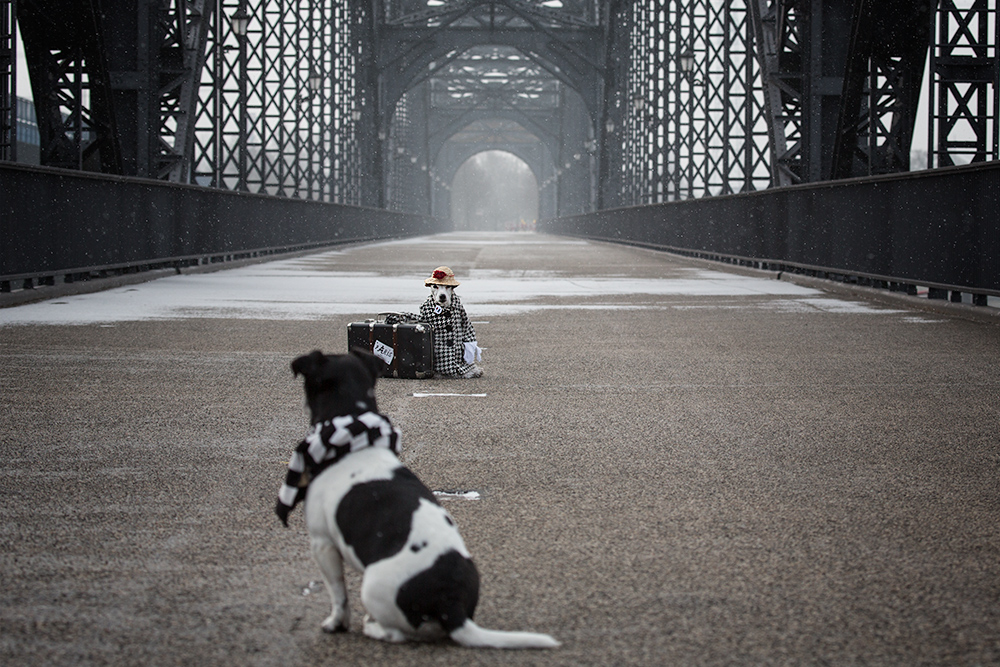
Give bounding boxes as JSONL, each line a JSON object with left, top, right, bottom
{"left": 419, "top": 266, "right": 484, "bottom": 378}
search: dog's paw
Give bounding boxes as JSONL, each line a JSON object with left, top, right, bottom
{"left": 321, "top": 610, "right": 350, "bottom": 633}
{"left": 364, "top": 616, "right": 406, "bottom": 644}
{"left": 461, "top": 364, "right": 484, "bottom": 379}
{"left": 363, "top": 616, "right": 408, "bottom": 643}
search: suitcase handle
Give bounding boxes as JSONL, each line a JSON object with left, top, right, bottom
{"left": 376, "top": 312, "right": 420, "bottom": 324}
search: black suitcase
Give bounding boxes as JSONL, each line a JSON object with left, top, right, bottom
{"left": 347, "top": 316, "right": 434, "bottom": 379}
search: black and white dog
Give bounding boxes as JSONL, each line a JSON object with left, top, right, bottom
{"left": 418, "top": 266, "right": 483, "bottom": 378}
{"left": 276, "top": 349, "right": 558, "bottom": 649}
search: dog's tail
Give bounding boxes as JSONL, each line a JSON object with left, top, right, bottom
{"left": 450, "top": 620, "right": 560, "bottom": 649}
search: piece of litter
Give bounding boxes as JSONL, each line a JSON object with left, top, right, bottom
{"left": 412, "top": 392, "right": 487, "bottom": 398}
{"left": 433, "top": 490, "right": 481, "bottom": 500}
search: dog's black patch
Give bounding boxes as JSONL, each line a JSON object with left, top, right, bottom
{"left": 396, "top": 550, "right": 480, "bottom": 634}
{"left": 336, "top": 467, "right": 438, "bottom": 566}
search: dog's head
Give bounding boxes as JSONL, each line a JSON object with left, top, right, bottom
{"left": 425, "top": 266, "right": 459, "bottom": 309}
{"left": 291, "top": 349, "right": 383, "bottom": 423}
{"left": 429, "top": 283, "right": 455, "bottom": 309}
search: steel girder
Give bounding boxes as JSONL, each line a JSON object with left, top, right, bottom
{"left": 17, "top": 0, "right": 122, "bottom": 173}
{"left": 929, "top": 0, "right": 999, "bottom": 167}
{"left": 16, "top": 0, "right": 208, "bottom": 179}
{"left": 612, "top": 0, "right": 978, "bottom": 208}
{"left": 373, "top": 1, "right": 609, "bottom": 216}
{"left": 832, "top": 0, "right": 935, "bottom": 179}
{"left": 750, "top": 0, "right": 857, "bottom": 186}
{"left": 12, "top": 0, "right": 366, "bottom": 204}
{"left": 750, "top": 0, "right": 998, "bottom": 182}
{"left": 613, "top": 0, "right": 771, "bottom": 207}
{"left": 377, "top": 23, "right": 605, "bottom": 128}
{"left": 1, "top": 0, "right": 15, "bottom": 161}
{"left": 8, "top": 0, "right": 998, "bottom": 216}
{"left": 189, "top": 0, "right": 367, "bottom": 205}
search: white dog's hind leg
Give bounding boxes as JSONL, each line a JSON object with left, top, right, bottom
{"left": 310, "top": 537, "right": 350, "bottom": 632}
{"left": 363, "top": 615, "right": 408, "bottom": 643}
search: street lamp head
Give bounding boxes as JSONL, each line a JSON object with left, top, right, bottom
{"left": 351, "top": 109, "right": 362, "bottom": 122}
{"left": 231, "top": 7, "right": 250, "bottom": 38}
{"left": 308, "top": 69, "right": 323, "bottom": 93}
{"left": 679, "top": 49, "right": 695, "bottom": 74}
{"left": 605, "top": 118, "right": 615, "bottom": 134}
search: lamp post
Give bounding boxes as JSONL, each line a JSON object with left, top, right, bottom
{"left": 677, "top": 47, "right": 700, "bottom": 200}
{"left": 214, "top": 3, "right": 250, "bottom": 189}
{"left": 232, "top": 4, "right": 249, "bottom": 191}
{"left": 298, "top": 68, "right": 323, "bottom": 199}
{"left": 300, "top": 68, "right": 323, "bottom": 105}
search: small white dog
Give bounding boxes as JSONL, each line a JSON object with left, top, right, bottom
{"left": 418, "top": 266, "right": 484, "bottom": 378}
{"left": 276, "top": 350, "right": 559, "bottom": 649}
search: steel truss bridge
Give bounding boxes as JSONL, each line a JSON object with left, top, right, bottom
{"left": 1, "top": 1, "right": 999, "bottom": 299}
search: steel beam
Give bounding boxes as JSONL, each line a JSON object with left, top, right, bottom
{"left": 17, "top": 0, "right": 122, "bottom": 172}
{"left": 1, "top": 0, "right": 15, "bottom": 161}
{"left": 929, "top": 0, "right": 999, "bottom": 167}
{"left": 832, "top": 0, "right": 934, "bottom": 179}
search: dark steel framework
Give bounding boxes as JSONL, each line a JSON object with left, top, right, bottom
{"left": 3, "top": 0, "right": 999, "bottom": 216}
{"left": 617, "top": 1, "right": 771, "bottom": 205}
{"left": 1, "top": 0, "right": 15, "bottom": 161}
{"left": 190, "top": 0, "right": 366, "bottom": 205}
{"left": 928, "top": 0, "right": 1000, "bottom": 167}
{"left": 376, "top": 1, "right": 606, "bottom": 217}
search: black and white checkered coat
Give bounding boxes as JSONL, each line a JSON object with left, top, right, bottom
{"left": 418, "top": 293, "right": 478, "bottom": 377}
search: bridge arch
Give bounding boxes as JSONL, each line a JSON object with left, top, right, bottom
{"left": 387, "top": 48, "right": 595, "bottom": 219}
{"left": 378, "top": 28, "right": 604, "bottom": 130}
{"left": 429, "top": 119, "right": 556, "bottom": 222}
{"left": 449, "top": 150, "right": 540, "bottom": 231}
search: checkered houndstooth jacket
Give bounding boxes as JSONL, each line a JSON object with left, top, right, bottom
{"left": 275, "top": 411, "right": 400, "bottom": 526}
{"left": 418, "top": 294, "right": 478, "bottom": 377}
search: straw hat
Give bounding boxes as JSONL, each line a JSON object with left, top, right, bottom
{"left": 425, "top": 266, "right": 460, "bottom": 287}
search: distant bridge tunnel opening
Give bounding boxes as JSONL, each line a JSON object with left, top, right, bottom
{"left": 450, "top": 150, "right": 539, "bottom": 231}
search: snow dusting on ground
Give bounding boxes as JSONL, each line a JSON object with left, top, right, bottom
{"left": 0, "top": 236, "right": 919, "bottom": 326}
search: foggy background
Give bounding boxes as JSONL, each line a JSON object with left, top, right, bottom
{"left": 450, "top": 150, "right": 539, "bottom": 231}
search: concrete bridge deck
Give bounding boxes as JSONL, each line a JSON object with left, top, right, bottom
{"left": 1, "top": 232, "right": 998, "bottom": 666}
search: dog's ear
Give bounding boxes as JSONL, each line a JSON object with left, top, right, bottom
{"left": 291, "top": 350, "right": 326, "bottom": 378}
{"left": 349, "top": 347, "right": 385, "bottom": 383}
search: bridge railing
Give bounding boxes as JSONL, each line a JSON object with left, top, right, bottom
{"left": 542, "top": 161, "right": 1000, "bottom": 306}
{"left": 0, "top": 162, "right": 444, "bottom": 293}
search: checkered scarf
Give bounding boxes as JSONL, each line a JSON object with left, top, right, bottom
{"left": 418, "top": 294, "right": 478, "bottom": 377}
{"left": 275, "top": 411, "right": 400, "bottom": 526}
